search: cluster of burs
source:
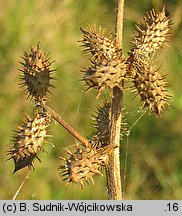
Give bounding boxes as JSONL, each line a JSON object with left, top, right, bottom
{"left": 7, "top": 6, "right": 172, "bottom": 189}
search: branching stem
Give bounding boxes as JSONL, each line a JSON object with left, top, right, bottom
{"left": 43, "top": 104, "right": 90, "bottom": 147}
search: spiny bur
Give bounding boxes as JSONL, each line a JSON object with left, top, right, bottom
{"left": 59, "top": 143, "right": 109, "bottom": 189}
{"left": 130, "top": 5, "right": 172, "bottom": 63}
{"left": 7, "top": 112, "right": 51, "bottom": 173}
{"left": 92, "top": 101, "right": 127, "bottom": 147}
{"left": 19, "top": 42, "right": 55, "bottom": 102}
{"left": 127, "top": 5, "right": 172, "bottom": 115}
{"left": 80, "top": 25, "right": 119, "bottom": 61}
{"left": 92, "top": 101, "right": 111, "bottom": 147}
{"left": 133, "top": 63, "right": 171, "bottom": 115}
{"left": 83, "top": 58, "right": 126, "bottom": 97}
{"left": 80, "top": 25, "right": 126, "bottom": 97}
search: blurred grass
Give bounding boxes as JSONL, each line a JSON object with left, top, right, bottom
{"left": 0, "top": 0, "right": 181, "bottom": 199}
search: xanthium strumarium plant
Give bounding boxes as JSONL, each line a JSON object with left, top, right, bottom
{"left": 7, "top": 4, "right": 172, "bottom": 198}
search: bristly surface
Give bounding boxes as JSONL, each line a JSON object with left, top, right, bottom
{"left": 80, "top": 25, "right": 120, "bottom": 61}
{"left": 130, "top": 5, "right": 173, "bottom": 63}
{"left": 133, "top": 63, "right": 171, "bottom": 116}
{"left": 126, "top": 5, "right": 172, "bottom": 115}
{"left": 83, "top": 58, "right": 126, "bottom": 97}
{"left": 92, "top": 101, "right": 111, "bottom": 147}
{"left": 19, "top": 42, "right": 55, "bottom": 102}
{"left": 59, "top": 143, "right": 109, "bottom": 189}
{"left": 80, "top": 25, "right": 127, "bottom": 97}
{"left": 7, "top": 111, "right": 51, "bottom": 173}
{"left": 92, "top": 101, "right": 127, "bottom": 147}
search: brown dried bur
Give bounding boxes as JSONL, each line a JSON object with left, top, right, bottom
{"left": 19, "top": 42, "right": 55, "bottom": 102}
{"left": 83, "top": 58, "right": 126, "bottom": 98}
{"left": 7, "top": 112, "right": 50, "bottom": 173}
{"left": 127, "top": 5, "right": 172, "bottom": 115}
{"left": 133, "top": 64, "right": 171, "bottom": 116}
{"left": 80, "top": 25, "right": 127, "bottom": 98}
{"left": 80, "top": 25, "right": 118, "bottom": 61}
{"left": 130, "top": 5, "right": 173, "bottom": 63}
{"left": 59, "top": 143, "right": 109, "bottom": 189}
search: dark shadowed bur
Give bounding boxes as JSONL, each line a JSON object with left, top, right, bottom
{"left": 92, "top": 101, "right": 128, "bottom": 147}
{"left": 7, "top": 112, "right": 51, "bottom": 173}
{"left": 92, "top": 101, "right": 111, "bottom": 147}
{"left": 80, "top": 25, "right": 127, "bottom": 98}
{"left": 59, "top": 143, "right": 109, "bottom": 189}
{"left": 19, "top": 42, "right": 55, "bottom": 103}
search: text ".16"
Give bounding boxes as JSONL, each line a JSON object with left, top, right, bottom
{"left": 166, "top": 203, "right": 178, "bottom": 212}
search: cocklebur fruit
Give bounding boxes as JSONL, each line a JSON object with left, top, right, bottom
{"left": 127, "top": 5, "right": 172, "bottom": 115}
{"left": 92, "top": 101, "right": 111, "bottom": 147}
{"left": 19, "top": 42, "right": 55, "bottom": 102}
{"left": 80, "top": 25, "right": 120, "bottom": 61}
{"left": 80, "top": 25, "right": 127, "bottom": 97}
{"left": 7, "top": 112, "right": 51, "bottom": 173}
{"left": 92, "top": 101, "right": 127, "bottom": 147}
{"left": 59, "top": 143, "right": 109, "bottom": 189}
{"left": 83, "top": 58, "right": 126, "bottom": 97}
{"left": 130, "top": 5, "right": 172, "bottom": 63}
{"left": 133, "top": 63, "right": 171, "bottom": 116}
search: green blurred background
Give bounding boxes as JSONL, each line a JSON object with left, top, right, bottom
{"left": 0, "top": 0, "right": 181, "bottom": 199}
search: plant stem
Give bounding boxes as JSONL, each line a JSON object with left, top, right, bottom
{"left": 106, "top": 0, "right": 124, "bottom": 200}
{"left": 43, "top": 104, "right": 90, "bottom": 148}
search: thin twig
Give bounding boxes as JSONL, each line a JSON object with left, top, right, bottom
{"left": 43, "top": 104, "right": 90, "bottom": 147}
{"left": 12, "top": 170, "right": 30, "bottom": 200}
{"left": 106, "top": 0, "right": 124, "bottom": 200}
